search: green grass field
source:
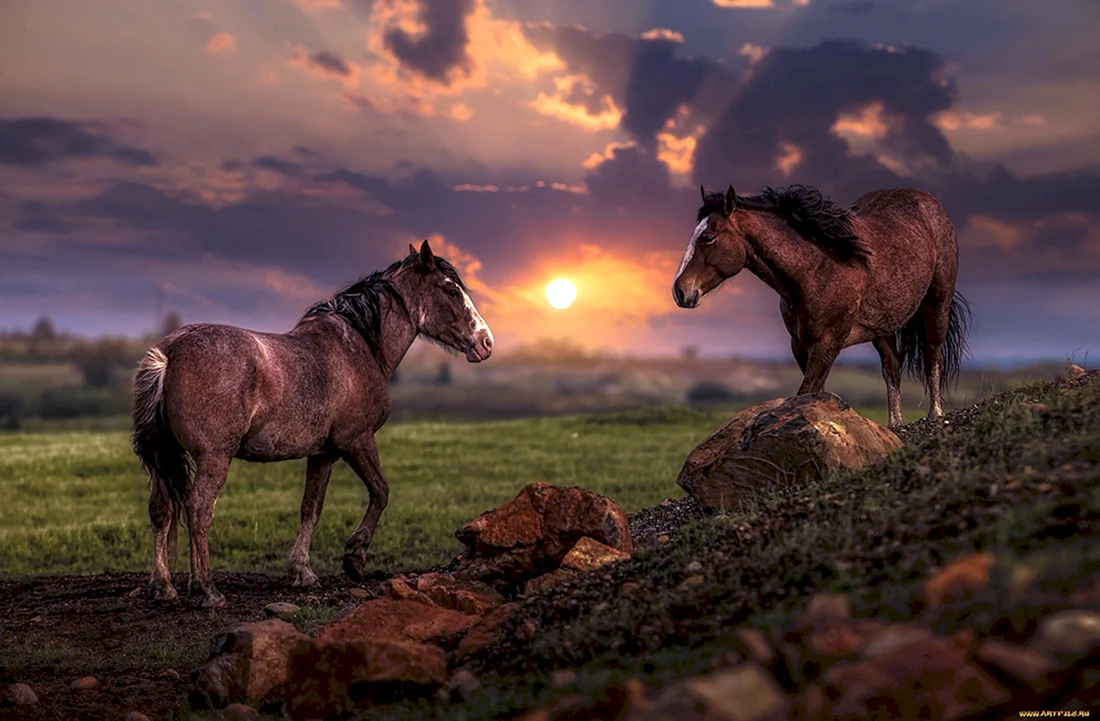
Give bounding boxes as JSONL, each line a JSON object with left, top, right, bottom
{"left": 0, "top": 405, "right": 905, "bottom": 579}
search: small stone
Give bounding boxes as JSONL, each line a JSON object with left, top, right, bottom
{"left": 734, "top": 629, "right": 776, "bottom": 666}
{"left": 263, "top": 602, "right": 301, "bottom": 618}
{"left": 124, "top": 713, "right": 150, "bottom": 721}
{"left": 678, "top": 574, "right": 705, "bottom": 589}
{"left": 1066, "top": 364, "right": 1086, "bottom": 380}
{"left": 128, "top": 587, "right": 143, "bottom": 598}
{"left": 620, "top": 582, "right": 641, "bottom": 595}
{"left": 656, "top": 534, "right": 670, "bottom": 544}
{"left": 799, "top": 593, "right": 851, "bottom": 627}
{"left": 651, "top": 664, "right": 787, "bottom": 720}
{"left": 552, "top": 669, "right": 577, "bottom": 688}
{"left": 349, "top": 587, "right": 369, "bottom": 599}
{"left": 446, "top": 669, "right": 480, "bottom": 700}
{"left": 157, "top": 668, "right": 181, "bottom": 680}
{"left": 2, "top": 683, "right": 38, "bottom": 706}
{"left": 224, "top": 702, "right": 260, "bottom": 718}
{"left": 923, "top": 552, "right": 995, "bottom": 609}
{"left": 1030, "top": 609, "right": 1100, "bottom": 663}
{"left": 860, "top": 624, "right": 934, "bottom": 659}
{"left": 976, "top": 640, "right": 1060, "bottom": 692}
{"left": 71, "top": 675, "right": 98, "bottom": 690}
{"left": 560, "top": 537, "right": 631, "bottom": 572}
{"left": 685, "top": 560, "right": 704, "bottom": 574}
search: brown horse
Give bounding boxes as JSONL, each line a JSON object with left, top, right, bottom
{"left": 672, "top": 184, "right": 970, "bottom": 428}
{"left": 132, "top": 241, "right": 493, "bottom": 607}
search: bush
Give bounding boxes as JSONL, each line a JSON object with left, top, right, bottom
{"left": 33, "top": 387, "right": 130, "bottom": 419}
{"left": 0, "top": 391, "right": 23, "bottom": 429}
{"left": 686, "top": 381, "right": 737, "bottom": 404}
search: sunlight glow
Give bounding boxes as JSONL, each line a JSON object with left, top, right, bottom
{"left": 545, "top": 278, "right": 577, "bottom": 309}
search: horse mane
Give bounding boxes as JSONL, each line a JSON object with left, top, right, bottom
{"left": 300, "top": 254, "right": 468, "bottom": 372}
{"left": 698, "top": 184, "right": 872, "bottom": 265}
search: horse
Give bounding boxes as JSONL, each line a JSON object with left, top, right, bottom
{"left": 131, "top": 240, "right": 493, "bottom": 607}
{"left": 672, "top": 184, "right": 971, "bottom": 429}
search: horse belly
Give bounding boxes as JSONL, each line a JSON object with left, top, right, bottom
{"left": 237, "top": 416, "right": 329, "bottom": 462}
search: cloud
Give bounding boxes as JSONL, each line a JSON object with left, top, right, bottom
{"left": 713, "top": 0, "right": 775, "bottom": 7}
{"left": 522, "top": 24, "right": 738, "bottom": 146}
{"left": 204, "top": 32, "right": 237, "bottom": 55}
{"left": 382, "top": 0, "right": 476, "bottom": 82}
{"left": 0, "top": 117, "right": 158, "bottom": 168}
{"left": 529, "top": 75, "right": 622, "bottom": 132}
{"left": 288, "top": 46, "right": 362, "bottom": 88}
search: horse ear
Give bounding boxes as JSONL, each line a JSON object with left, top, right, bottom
{"left": 700, "top": 184, "right": 706, "bottom": 202}
{"left": 723, "top": 185, "right": 737, "bottom": 215}
{"left": 408, "top": 243, "right": 417, "bottom": 257}
{"left": 419, "top": 239, "right": 435, "bottom": 268}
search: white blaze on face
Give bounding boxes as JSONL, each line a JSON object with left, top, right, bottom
{"left": 458, "top": 284, "right": 492, "bottom": 342}
{"left": 675, "top": 217, "right": 710, "bottom": 282}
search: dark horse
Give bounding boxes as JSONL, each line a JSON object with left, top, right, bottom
{"left": 132, "top": 241, "right": 493, "bottom": 607}
{"left": 673, "top": 184, "right": 970, "bottom": 428}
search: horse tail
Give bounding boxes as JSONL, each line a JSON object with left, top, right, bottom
{"left": 897, "top": 290, "right": 973, "bottom": 388}
{"left": 131, "top": 347, "right": 192, "bottom": 516}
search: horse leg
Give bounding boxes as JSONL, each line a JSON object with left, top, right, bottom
{"left": 185, "top": 453, "right": 231, "bottom": 608}
{"left": 288, "top": 453, "right": 337, "bottom": 587}
{"left": 340, "top": 435, "right": 388, "bottom": 582}
{"left": 796, "top": 338, "right": 842, "bottom": 395}
{"left": 790, "top": 337, "right": 809, "bottom": 374}
{"left": 873, "top": 336, "right": 904, "bottom": 428}
{"left": 148, "top": 476, "right": 178, "bottom": 601}
{"left": 922, "top": 302, "right": 951, "bottom": 418}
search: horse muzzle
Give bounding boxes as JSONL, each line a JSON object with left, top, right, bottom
{"left": 673, "top": 285, "right": 701, "bottom": 309}
{"left": 465, "top": 332, "right": 493, "bottom": 362}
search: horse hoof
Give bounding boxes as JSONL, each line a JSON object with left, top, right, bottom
{"left": 342, "top": 554, "right": 365, "bottom": 583}
{"left": 202, "top": 590, "right": 227, "bottom": 608}
{"left": 291, "top": 569, "right": 319, "bottom": 588}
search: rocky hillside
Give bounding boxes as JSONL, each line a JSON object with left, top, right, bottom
{"left": 163, "top": 368, "right": 1099, "bottom": 720}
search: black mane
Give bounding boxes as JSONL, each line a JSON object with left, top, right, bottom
{"left": 300, "top": 254, "right": 469, "bottom": 372}
{"left": 698, "top": 184, "right": 872, "bottom": 264}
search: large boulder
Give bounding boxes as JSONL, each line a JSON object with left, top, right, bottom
{"left": 321, "top": 597, "right": 481, "bottom": 649}
{"left": 455, "top": 482, "right": 633, "bottom": 589}
{"left": 676, "top": 393, "right": 902, "bottom": 511}
{"left": 191, "top": 619, "right": 307, "bottom": 708}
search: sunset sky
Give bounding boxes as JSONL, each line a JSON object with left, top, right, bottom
{"left": 2, "top": 0, "right": 1098, "bottom": 363}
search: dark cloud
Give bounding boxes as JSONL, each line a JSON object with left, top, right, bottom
{"left": 0, "top": 117, "right": 158, "bottom": 167}
{"left": 252, "top": 155, "right": 303, "bottom": 176}
{"left": 383, "top": 0, "right": 475, "bottom": 82}
{"left": 693, "top": 41, "right": 955, "bottom": 198}
{"left": 310, "top": 50, "right": 353, "bottom": 77}
{"left": 523, "top": 24, "right": 738, "bottom": 146}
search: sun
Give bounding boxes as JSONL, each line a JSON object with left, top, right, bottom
{"left": 545, "top": 278, "right": 577, "bottom": 309}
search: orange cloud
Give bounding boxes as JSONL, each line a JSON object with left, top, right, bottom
{"left": 449, "top": 103, "right": 474, "bottom": 121}
{"left": 583, "top": 141, "right": 635, "bottom": 169}
{"left": 657, "top": 132, "right": 698, "bottom": 175}
{"left": 291, "top": 0, "right": 341, "bottom": 9}
{"left": 362, "top": 0, "right": 562, "bottom": 114}
{"left": 933, "top": 110, "right": 1003, "bottom": 132}
{"left": 775, "top": 143, "right": 802, "bottom": 175}
{"left": 967, "top": 215, "right": 1026, "bottom": 253}
{"left": 204, "top": 32, "right": 237, "bottom": 56}
{"left": 738, "top": 43, "right": 767, "bottom": 65}
{"left": 714, "top": 0, "right": 774, "bottom": 7}
{"left": 641, "top": 28, "right": 685, "bottom": 43}
{"left": 453, "top": 183, "right": 498, "bottom": 192}
{"left": 529, "top": 75, "right": 622, "bottom": 131}
{"left": 832, "top": 101, "right": 888, "bottom": 138}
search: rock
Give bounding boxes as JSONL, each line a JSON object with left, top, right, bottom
{"left": 223, "top": 703, "right": 260, "bottom": 719}
{"left": 684, "top": 559, "right": 704, "bottom": 574}
{"left": 813, "top": 637, "right": 1010, "bottom": 719}
{"left": 560, "top": 537, "right": 632, "bottom": 572}
{"left": 321, "top": 597, "right": 480, "bottom": 649}
{"left": 975, "top": 640, "right": 1062, "bottom": 693}
{"left": 410, "top": 573, "right": 506, "bottom": 615}
{"left": 678, "top": 574, "right": 705, "bottom": 589}
{"left": 456, "top": 602, "right": 524, "bottom": 660}
{"left": 455, "top": 482, "right": 633, "bottom": 589}
{"left": 676, "top": 394, "right": 902, "bottom": 511}
{"left": 1, "top": 683, "right": 38, "bottom": 706}
{"left": 802, "top": 619, "right": 885, "bottom": 667}
{"left": 349, "top": 587, "right": 369, "bottom": 599}
{"left": 71, "top": 675, "right": 98, "bottom": 690}
{"left": 647, "top": 664, "right": 787, "bottom": 721}
{"left": 284, "top": 637, "right": 447, "bottom": 721}
{"left": 446, "top": 669, "right": 480, "bottom": 700}
{"left": 124, "top": 713, "right": 150, "bottom": 721}
{"left": 797, "top": 594, "right": 851, "bottom": 627}
{"left": 552, "top": 669, "right": 577, "bottom": 688}
{"left": 923, "top": 552, "right": 995, "bottom": 609}
{"left": 192, "top": 619, "right": 307, "bottom": 707}
{"left": 1030, "top": 609, "right": 1100, "bottom": 664}
{"left": 158, "top": 668, "right": 181, "bottom": 680}
{"left": 734, "top": 629, "right": 776, "bottom": 667}
{"left": 524, "top": 569, "right": 576, "bottom": 596}
{"left": 523, "top": 679, "right": 648, "bottom": 721}
{"left": 859, "top": 623, "right": 934, "bottom": 659}
{"left": 262, "top": 602, "right": 300, "bottom": 619}
{"left": 1066, "top": 364, "right": 1087, "bottom": 380}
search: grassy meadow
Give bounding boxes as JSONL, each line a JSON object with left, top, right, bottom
{"left": 0, "top": 405, "right": 922, "bottom": 580}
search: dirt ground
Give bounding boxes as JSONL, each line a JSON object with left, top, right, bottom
{"left": 0, "top": 572, "right": 383, "bottom": 721}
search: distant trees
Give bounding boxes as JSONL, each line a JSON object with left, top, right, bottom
{"left": 436, "top": 362, "right": 452, "bottom": 386}
{"left": 31, "top": 316, "right": 57, "bottom": 342}
{"left": 161, "top": 312, "right": 183, "bottom": 338}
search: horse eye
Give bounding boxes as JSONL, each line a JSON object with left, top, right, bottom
{"left": 444, "top": 286, "right": 461, "bottom": 297}
{"left": 700, "top": 234, "right": 717, "bottom": 244}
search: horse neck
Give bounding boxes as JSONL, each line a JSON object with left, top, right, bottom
{"left": 377, "top": 294, "right": 418, "bottom": 375}
{"left": 740, "top": 210, "right": 826, "bottom": 301}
